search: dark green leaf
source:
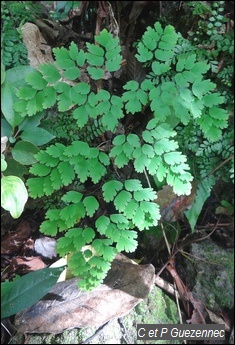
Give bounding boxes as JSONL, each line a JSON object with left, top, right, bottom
{"left": 12, "top": 141, "right": 39, "bottom": 165}
{"left": 1, "top": 266, "right": 65, "bottom": 318}
{"left": 20, "top": 128, "right": 55, "bottom": 146}
{"left": 2, "top": 82, "right": 23, "bottom": 127}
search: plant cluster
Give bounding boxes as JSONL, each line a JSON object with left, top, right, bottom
{"left": 186, "top": 1, "right": 226, "bottom": 40}
{"left": 11, "top": 21, "right": 230, "bottom": 290}
{"left": 177, "top": 123, "right": 234, "bottom": 183}
{"left": 169, "top": 1, "right": 234, "bottom": 229}
{"left": 1, "top": 1, "right": 42, "bottom": 68}
{"left": 1, "top": 63, "right": 55, "bottom": 218}
{"left": 176, "top": 121, "right": 234, "bottom": 229}
{"left": 186, "top": 1, "right": 234, "bottom": 103}
{"left": 43, "top": 111, "right": 107, "bottom": 146}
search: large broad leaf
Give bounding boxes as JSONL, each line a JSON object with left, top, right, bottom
{"left": 3, "top": 158, "right": 27, "bottom": 178}
{"left": 1, "top": 119, "right": 12, "bottom": 138}
{"left": 1, "top": 66, "right": 35, "bottom": 128}
{"left": 20, "top": 127, "right": 55, "bottom": 146}
{"left": 1, "top": 82, "right": 23, "bottom": 128}
{"left": 18, "top": 112, "right": 45, "bottom": 131}
{"left": 1, "top": 62, "right": 6, "bottom": 85}
{"left": 5, "top": 65, "right": 34, "bottom": 88}
{"left": 1, "top": 175, "right": 28, "bottom": 218}
{"left": 1, "top": 266, "right": 66, "bottom": 318}
{"left": 12, "top": 141, "right": 39, "bottom": 165}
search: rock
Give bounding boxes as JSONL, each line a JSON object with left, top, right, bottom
{"left": 21, "top": 22, "right": 54, "bottom": 69}
{"left": 185, "top": 237, "right": 234, "bottom": 312}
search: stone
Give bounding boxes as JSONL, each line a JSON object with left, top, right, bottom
{"left": 185, "top": 238, "right": 234, "bottom": 312}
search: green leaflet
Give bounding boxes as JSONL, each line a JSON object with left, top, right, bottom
{"left": 134, "top": 188, "right": 157, "bottom": 202}
{"left": 87, "top": 67, "right": 104, "bottom": 80}
{"left": 38, "top": 63, "right": 60, "bottom": 83}
{"left": 69, "top": 41, "right": 79, "bottom": 61}
{"left": 116, "top": 236, "right": 138, "bottom": 253}
{"left": 114, "top": 190, "right": 132, "bottom": 212}
{"left": 62, "top": 191, "right": 83, "bottom": 203}
{"left": 122, "top": 81, "right": 148, "bottom": 114}
{"left": 17, "top": 86, "right": 37, "bottom": 100}
{"left": 125, "top": 179, "right": 143, "bottom": 191}
{"left": 83, "top": 196, "right": 99, "bottom": 217}
{"left": 102, "top": 180, "right": 123, "bottom": 202}
{"left": 96, "top": 216, "right": 110, "bottom": 235}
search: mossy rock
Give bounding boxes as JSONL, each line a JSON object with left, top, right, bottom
{"left": 185, "top": 238, "right": 234, "bottom": 311}
{"left": 121, "top": 285, "right": 181, "bottom": 344}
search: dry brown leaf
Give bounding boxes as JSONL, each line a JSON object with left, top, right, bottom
{"left": 157, "top": 182, "right": 197, "bottom": 222}
{"left": 14, "top": 254, "right": 155, "bottom": 334}
{"left": 166, "top": 259, "right": 209, "bottom": 324}
{"left": 1, "top": 221, "right": 31, "bottom": 255}
{"left": 206, "top": 308, "right": 231, "bottom": 332}
{"left": 21, "top": 22, "right": 54, "bottom": 69}
{"left": 186, "top": 297, "right": 207, "bottom": 324}
{"left": 128, "top": 1, "right": 150, "bottom": 22}
{"left": 1, "top": 136, "right": 8, "bottom": 153}
{"left": 5, "top": 256, "right": 46, "bottom": 275}
{"left": 124, "top": 48, "right": 146, "bottom": 82}
{"left": 166, "top": 259, "right": 192, "bottom": 318}
{"left": 21, "top": 239, "right": 35, "bottom": 256}
{"left": 187, "top": 309, "right": 205, "bottom": 324}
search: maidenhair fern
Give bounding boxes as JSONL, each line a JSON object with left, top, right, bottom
{"left": 125, "top": 21, "right": 228, "bottom": 141}
{"left": 15, "top": 29, "right": 124, "bottom": 133}
{"left": 28, "top": 141, "right": 109, "bottom": 198}
{"left": 177, "top": 123, "right": 234, "bottom": 184}
{"left": 110, "top": 121, "right": 192, "bottom": 195}
{"left": 14, "top": 22, "right": 230, "bottom": 290}
{"left": 42, "top": 111, "right": 106, "bottom": 145}
{"left": 177, "top": 122, "right": 233, "bottom": 230}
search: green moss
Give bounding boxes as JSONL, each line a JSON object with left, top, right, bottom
{"left": 121, "top": 286, "right": 181, "bottom": 344}
{"left": 190, "top": 240, "right": 234, "bottom": 311}
{"left": 8, "top": 333, "right": 24, "bottom": 344}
